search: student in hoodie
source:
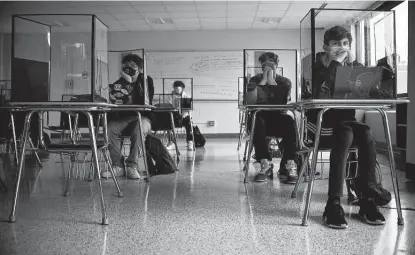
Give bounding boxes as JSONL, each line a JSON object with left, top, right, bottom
{"left": 307, "top": 26, "right": 387, "bottom": 229}
{"left": 102, "top": 53, "right": 154, "bottom": 179}
{"left": 165, "top": 80, "right": 194, "bottom": 151}
{"left": 245, "top": 52, "right": 299, "bottom": 184}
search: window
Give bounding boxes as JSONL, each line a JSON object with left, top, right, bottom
{"left": 393, "top": 0, "right": 408, "bottom": 95}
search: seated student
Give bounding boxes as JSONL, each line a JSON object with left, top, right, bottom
{"left": 306, "top": 26, "right": 387, "bottom": 229}
{"left": 246, "top": 52, "right": 299, "bottom": 184}
{"left": 165, "top": 80, "right": 194, "bottom": 151}
{"left": 102, "top": 53, "right": 154, "bottom": 179}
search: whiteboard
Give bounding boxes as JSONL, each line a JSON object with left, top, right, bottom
{"left": 145, "top": 51, "right": 243, "bottom": 100}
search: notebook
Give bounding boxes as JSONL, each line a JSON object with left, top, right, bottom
{"left": 333, "top": 66, "right": 383, "bottom": 99}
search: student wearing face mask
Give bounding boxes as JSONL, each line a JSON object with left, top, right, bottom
{"left": 102, "top": 54, "right": 154, "bottom": 179}
{"left": 306, "top": 26, "right": 387, "bottom": 229}
{"left": 165, "top": 80, "right": 194, "bottom": 151}
{"left": 245, "top": 52, "right": 299, "bottom": 184}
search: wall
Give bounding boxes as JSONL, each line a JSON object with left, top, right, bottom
{"left": 364, "top": 110, "right": 396, "bottom": 145}
{"left": 109, "top": 29, "right": 324, "bottom": 134}
{"left": 406, "top": 1, "right": 415, "bottom": 174}
{"left": 0, "top": 34, "right": 11, "bottom": 80}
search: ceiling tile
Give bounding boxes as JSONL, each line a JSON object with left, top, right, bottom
{"left": 125, "top": 25, "right": 153, "bottom": 31}
{"left": 227, "top": 11, "right": 256, "bottom": 18}
{"left": 196, "top": 3, "right": 226, "bottom": 12}
{"left": 91, "top": 1, "right": 131, "bottom": 7}
{"left": 257, "top": 3, "right": 291, "bottom": 11}
{"left": 169, "top": 12, "right": 199, "bottom": 18}
{"left": 175, "top": 24, "right": 201, "bottom": 30}
{"left": 198, "top": 11, "right": 227, "bottom": 18}
{"left": 139, "top": 11, "right": 169, "bottom": 18}
{"left": 150, "top": 24, "right": 176, "bottom": 30}
{"left": 172, "top": 18, "right": 200, "bottom": 24}
{"left": 112, "top": 13, "right": 141, "bottom": 20}
{"left": 226, "top": 3, "right": 258, "bottom": 11}
{"left": 200, "top": 18, "right": 226, "bottom": 23}
{"left": 164, "top": 4, "right": 197, "bottom": 12}
{"left": 106, "top": 6, "right": 138, "bottom": 13}
{"left": 133, "top": 5, "right": 166, "bottom": 13}
{"left": 227, "top": 18, "right": 254, "bottom": 23}
{"left": 256, "top": 10, "right": 287, "bottom": 17}
{"left": 118, "top": 19, "right": 149, "bottom": 26}
{"left": 252, "top": 23, "right": 279, "bottom": 29}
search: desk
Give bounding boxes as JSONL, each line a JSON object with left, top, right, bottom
{"left": 242, "top": 104, "right": 302, "bottom": 183}
{"left": 5, "top": 102, "right": 153, "bottom": 225}
{"left": 296, "top": 99, "right": 409, "bottom": 227}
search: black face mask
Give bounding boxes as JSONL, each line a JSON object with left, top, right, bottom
{"left": 122, "top": 66, "right": 137, "bottom": 76}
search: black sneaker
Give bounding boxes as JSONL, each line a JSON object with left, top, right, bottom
{"left": 254, "top": 162, "right": 274, "bottom": 182}
{"left": 277, "top": 166, "right": 288, "bottom": 179}
{"left": 323, "top": 203, "right": 348, "bottom": 229}
{"left": 358, "top": 199, "right": 386, "bottom": 225}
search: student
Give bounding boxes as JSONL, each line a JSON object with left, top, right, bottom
{"left": 102, "top": 53, "right": 154, "bottom": 179}
{"left": 307, "top": 26, "right": 386, "bottom": 229}
{"left": 166, "top": 80, "right": 194, "bottom": 150}
{"left": 246, "top": 52, "right": 299, "bottom": 184}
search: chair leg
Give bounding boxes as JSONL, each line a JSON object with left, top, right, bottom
{"left": 103, "top": 149, "right": 123, "bottom": 198}
{"left": 378, "top": 108, "right": 404, "bottom": 225}
{"left": 237, "top": 122, "right": 244, "bottom": 150}
{"left": 170, "top": 113, "right": 181, "bottom": 160}
{"left": 10, "top": 113, "right": 19, "bottom": 166}
{"left": 243, "top": 140, "right": 249, "bottom": 162}
{"left": 9, "top": 111, "right": 34, "bottom": 223}
{"left": 243, "top": 111, "right": 258, "bottom": 183}
{"left": 291, "top": 151, "right": 311, "bottom": 198}
{"left": 28, "top": 137, "right": 42, "bottom": 167}
{"left": 64, "top": 154, "right": 76, "bottom": 197}
{"left": 136, "top": 112, "right": 150, "bottom": 183}
{"left": 86, "top": 112, "right": 108, "bottom": 225}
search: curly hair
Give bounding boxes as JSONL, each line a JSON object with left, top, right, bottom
{"left": 258, "top": 52, "right": 279, "bottom": 64}
{"left": 324, "top": 26, "right": 353, "bottom": 46}
{"left": 173, "top": 80, "right": 185, "bottom": 88}
{"left": 122, "top": 53, "right": 143, "bottom": 67}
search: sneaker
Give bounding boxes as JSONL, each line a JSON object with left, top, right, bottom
{"left": 102, "top": 166, "right": 125, "bottom": 178}
{"left": 254, "top": 160, "right": 274, "bottom": 182}
{"left": 323, "top": 202, "right": 348, "bottom": 229}
{"left": 166, "top": 142, "right": 176, "bottom": 151}
{"left": 187, "top": 141, "right": 194, "bottom": 151}
{"left": 126, "top": 166, "right": 140, "bottom": 179}
{"left": 277, "top": 166, "right": 288, "bottom": 179}
{"left": 284, "top": 160, "right": 298, "bottom": 184}
{"left": 358, "top": 199, "right": 386, "bottom": 225}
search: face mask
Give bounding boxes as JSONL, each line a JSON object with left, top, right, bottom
{"left": 122, "top": 66, "right": 137, "bottom": 76}
{"left": 261, "top": 61, "right": 275, "bottom": 70}
{"left": 328, "top": 46, "right": 350, "bottom": 55}
{"left": 174, "top": 87, "right": 183, "bottom": 94}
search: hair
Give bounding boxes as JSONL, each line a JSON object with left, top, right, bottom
{"left": 122, "top": 53, "right": 143, "bottom": 67}
{"left": 324, "top": 26, "right": 353, "bottom": 46}
{"left": 258, "top": 52, "right": 279, "bottom": 64}
{"left": 173, "top": 80, "right": 185, "bottom": 88}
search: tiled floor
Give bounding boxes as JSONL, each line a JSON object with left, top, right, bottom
{"left": 0, "top": 139, "right": 414, "bottom": 255}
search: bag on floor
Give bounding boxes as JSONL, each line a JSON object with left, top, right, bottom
{"left": 193, "top": 125, "right": 206, "bottom": 148}
{"left": 145, "top": 133, "right": 178, "bottom": 176}
{"left": 346, "top": 158, "right": 392, "bottom": 206}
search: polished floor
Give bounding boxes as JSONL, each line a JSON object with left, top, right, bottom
{"left": 0, "top": 139, "right": 414, "bottom": 255}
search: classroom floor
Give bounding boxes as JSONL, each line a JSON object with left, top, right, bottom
{"left": 0, "top": 138, "right": 414, "bottom": 255}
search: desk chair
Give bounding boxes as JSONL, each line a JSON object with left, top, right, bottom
{"left": 291, "top": 119, "right": 359, "bottom": 202}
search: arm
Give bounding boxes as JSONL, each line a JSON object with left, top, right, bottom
{"left": 147, "top": 76, "right": 154, "bottom": 105}
{"left": 275, "top": 75, "right": 292, "bottom": 103}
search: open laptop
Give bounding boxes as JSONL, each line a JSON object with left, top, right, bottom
{"left": 333, "top": 66, "right": 383, "bottom": 99}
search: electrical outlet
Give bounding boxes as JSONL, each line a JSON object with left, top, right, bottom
{"left": 208, "top": 121, "right": 215, "bottom": 127}
{"left": 65, "top": 79, "right": 74, "bottom": 90}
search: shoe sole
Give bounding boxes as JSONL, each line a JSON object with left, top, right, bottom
{"left": 323, "top": 216, "right": 348, "bottom": 229}
{"left": 284, "top": 178, "right": 298, "bottom": 184}
{"left": 358, "top": 214, "right": 386, "bottom": 225}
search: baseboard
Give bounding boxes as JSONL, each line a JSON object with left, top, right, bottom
{"left": 50, "top": 133, "right": 240, "bottom": 139}
{"left": 406, "top": 163, "right": 415, "bottom": 181}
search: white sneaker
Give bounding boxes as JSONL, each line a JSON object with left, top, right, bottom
{"left": 126, "top": 166, "right": 140, "bottom": 179}
{"left": 187, "top": 141, "right": 194, "bottom": 151}
{"left": 102, "top": 166, "right": 125, "bottom": 178}
{"left": 166, "top": 142, "right": 176, "bottom": 151}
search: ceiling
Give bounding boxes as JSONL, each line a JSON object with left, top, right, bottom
{"left": 0, "top": 1, "right": 378, "bottom": 33}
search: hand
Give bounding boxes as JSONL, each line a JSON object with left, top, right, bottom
{"left": 345, "top": 50, "right": 355, "bottom": 64}
{"left": 329, "top": 50, "right": 348, "bottom": 64}
{"left": 259, "top": 68, "right": 271, "bottom": 85}
{"left": 267, "top": 68, "right": 277, "bottom": 85}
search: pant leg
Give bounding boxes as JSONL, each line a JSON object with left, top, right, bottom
{"left": 183, "top": 115, "right": 193, "bottom": 141}
{"left": 108, "top": 118, "right": 131, "bottom": 167}
{"left": 328, "top": 124, "right": 354, "bottom": 197}
{"left": 273, "top": 114, "right": 298, "bottom": 162}
{"left": 125, "top": 116, "right": 151, "bottom": 167}
{"left": 251, "top": 111, "right": 272, "bottom": 161}
{"left": 342, "top": 121, "right": 378, "bottom": 197}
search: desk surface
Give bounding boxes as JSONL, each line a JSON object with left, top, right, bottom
{"left": 298, "top": 99, "right": 409, "bottom": 106}
{"left": 3, "top": 102, "right": 155, "bottom": 112}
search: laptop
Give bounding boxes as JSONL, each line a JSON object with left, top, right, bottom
{"left": 333, "top": 66, "right": 383, "bottom": 99}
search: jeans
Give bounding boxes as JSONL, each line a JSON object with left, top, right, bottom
{"left": 250, "top": 111, "right": 298, "bottom": 162}
{"left": 328, "top": 121, "right": 378, "bottom": 197}
{"left": 108, "top": 116, "right": 151, "bottom": 168}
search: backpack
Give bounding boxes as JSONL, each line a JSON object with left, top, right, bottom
{"left": 145, "top": 133, "right": 178, "bottom": 176}
{"left": 346, "top": 156, "right": 391, "bottom": 206}
{"left": 193, "top": 125, "right": 206, "bottom": 148}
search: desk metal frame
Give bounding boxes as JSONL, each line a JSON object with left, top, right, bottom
{"left": 296, "top": 99, "right": 408, "bottom": 226}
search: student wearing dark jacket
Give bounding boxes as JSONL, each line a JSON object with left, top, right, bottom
{"left": 102, "top": 54, "right": 154, "bottom": 179}
{"left": 246, "top": 52, "right": 299, "bottom": 184}
{"left": 306, "top": 26, "right": 386, "bottom": 229}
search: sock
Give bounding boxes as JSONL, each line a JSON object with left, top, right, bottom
{"left": 328, "top": 196, "right": 341, "bottom": 205}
